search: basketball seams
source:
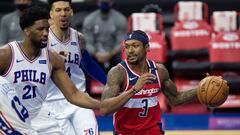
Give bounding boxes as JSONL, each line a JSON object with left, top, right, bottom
{"left": 205, "top": 77, "right": 214, "bottom": 104}
{"left": 197, "top": 76, "right": 228, "bottom": 107}
{"left": 209, "top": 78, "right": 223, "bottom": 106}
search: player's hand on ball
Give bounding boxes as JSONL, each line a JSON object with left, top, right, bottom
{"left": 197, "top": 75, "right": 229, "bottom": 107}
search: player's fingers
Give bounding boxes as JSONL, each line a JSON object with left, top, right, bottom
{"left": 206, "top": 73, "right": 210, "bottom": 76}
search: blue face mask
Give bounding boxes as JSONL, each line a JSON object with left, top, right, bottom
{"left": 98, "top": 2, "right": 111, "bottom": 11}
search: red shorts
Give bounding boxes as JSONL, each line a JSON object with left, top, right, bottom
{"left": 115, "top": 124, "right": 164, "bottom": 135}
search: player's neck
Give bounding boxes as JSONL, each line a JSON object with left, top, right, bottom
{"left": 51, "top": 25, "right": 70, "bottom": 42}
{"left": 129, "top": 60, "right": 149, "bottom": 75}
{"left": 21, "top": 40, "right": 41, "bottom": 60}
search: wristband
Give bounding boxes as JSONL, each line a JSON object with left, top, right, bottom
{"left": 132, "top": 87, "right": 138, "bottom": 94}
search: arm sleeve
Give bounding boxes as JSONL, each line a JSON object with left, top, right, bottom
{"left": 80, "top": 49, "right": 107, "bottom": 85}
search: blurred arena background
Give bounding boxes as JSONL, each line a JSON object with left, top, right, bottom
{"left": 1, "top": 0, "right": 240, "bottom": 134}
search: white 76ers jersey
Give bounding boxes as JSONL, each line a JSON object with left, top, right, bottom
{"left": 0, "top": 76, "right": 37, "bottom": 135}
{"left": 46, "top": 28, "right": 86, "bottom": 101}
{"left": 3, "top": 41, "right": 52, "bottom": 120}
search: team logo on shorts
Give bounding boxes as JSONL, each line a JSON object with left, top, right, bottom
{"left": 0, "top": 112, "right": 23, "bottom": 135}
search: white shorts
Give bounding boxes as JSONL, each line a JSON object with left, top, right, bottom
{"left": 31, "top": 103, "right": 64, "bottom": 135}
{"left": 45, "top": 99, "right": 99, "bottom": 135}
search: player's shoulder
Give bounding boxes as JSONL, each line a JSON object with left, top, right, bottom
{"left": 0, "top": 43, "right": 11, "bottom": 53}
{"left": 107, "top": 64, "right": 126, "bottom": 82}
{"left": 155, "top": 62, "right": 170, "bottom": 81}
{"left": 48, "top": 49, "right": 61, "bottom": 60}
{"left": 155, "top": 63, "right": 167, "bottom": 71}
{"left": 48, "top": 49, "right": 65, "bottom": 69}
{"left": 110, "top": 64, "right": 126, "bottom": 74}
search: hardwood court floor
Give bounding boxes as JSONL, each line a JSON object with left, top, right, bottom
{"left": 100, "top": 130, "right": 240, "bottom": 135}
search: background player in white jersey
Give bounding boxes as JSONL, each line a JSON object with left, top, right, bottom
{"left": 0, "top": 5, "right": 100, "bottom": 135}
{"left": 45, "top": 0, "right": 107, "bottom": 135}
{"left": 0, "top": 76, "right": 38, "bottom": 135}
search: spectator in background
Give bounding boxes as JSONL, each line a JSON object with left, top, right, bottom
{"left": 82, "top": 0, "right": 127, "bottom": 72}
{"left": 0, "top": 0, "right": 48, "bottom": 46}
{"left": 0, "top": 0, "right": 32, "bottom": 45}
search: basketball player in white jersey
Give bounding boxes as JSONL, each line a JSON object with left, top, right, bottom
{"left": 0, "top": 5, "right": 100, "bottom": 135}
{"left": 0, "top": 76, "right": 38, "bottom": 135}
{"left": 45, "top": 0, "right": 107, "bottom": 135}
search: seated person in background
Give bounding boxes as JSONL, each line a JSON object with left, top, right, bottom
{"left": 82, "top": 0, "right": 127, "bottom": 72}
{"left": 0, "top": 0, "right": 32, "bottom": 45}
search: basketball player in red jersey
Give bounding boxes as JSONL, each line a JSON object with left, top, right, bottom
{"left": 100, "top": 30, "right": 202, "bottom": 135}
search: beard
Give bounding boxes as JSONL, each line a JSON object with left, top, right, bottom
{"left": 32, "top": 40, "right": 47, "bottom": 49}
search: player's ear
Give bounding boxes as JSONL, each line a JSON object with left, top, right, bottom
{"left": 145, "top": 44, "right": 150, "bottom": 52}
{"left": 70, "top": 9, "right": 73, "bottom": 16}
{"left": 24, "top": 28, "right": 30, "bottom": 37}
{"left": 50, "top": 10, "right": 54, "bottom": 19}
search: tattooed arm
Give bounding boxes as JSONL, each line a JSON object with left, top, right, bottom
{"left": 158, "top": 64, "right": 197, "bottom": 106}
{"left": 100, "top": 65, "right": 134, "bottom": 115}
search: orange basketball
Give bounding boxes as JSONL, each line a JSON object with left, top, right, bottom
{"left": 197, "top": 76, "right": 229, "bottom": 107}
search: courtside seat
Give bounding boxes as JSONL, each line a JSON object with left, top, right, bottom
{"left": 170, "top": 1, "right": 211, "bottom": 78}
{"left": 170, "top": 1, "right": 211, "bottom": 58}
{"left": 169, "top": 1, "right": 211, "bottom": 80}
{"left": 169, "top": 1, "right": 211, "bottom": 114}
{"left": 209, "top": 11, "right": 240, "bottom": 110}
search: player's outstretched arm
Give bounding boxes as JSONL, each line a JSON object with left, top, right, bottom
{"left": 100, "top": 65, "right": 156, "bottom": 115}
{"left": 158, "top": 64, "right": 197, "bottom": 106}
{"left": 78, "top": 32, "right": 107, "bottom": 85}
{"left": 100, "top": 65, "right": 134, "bottom": 115}
{"left": 49, "top": 50, "right": 100, "bottom": 109}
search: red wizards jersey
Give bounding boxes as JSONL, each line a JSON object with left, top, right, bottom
{"left": 114, "top": 59, "right": 162, "bottom": 134}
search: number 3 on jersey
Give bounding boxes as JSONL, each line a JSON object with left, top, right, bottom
{"left": 139, "top": 99, "right": 148, "bottom": 117}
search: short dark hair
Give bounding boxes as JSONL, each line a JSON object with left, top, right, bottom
{"left": 19, "top": 6, "right": 49, "bottom": 30}
{"left": 48, "top": 0, "right": 72, "bottom": 8}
